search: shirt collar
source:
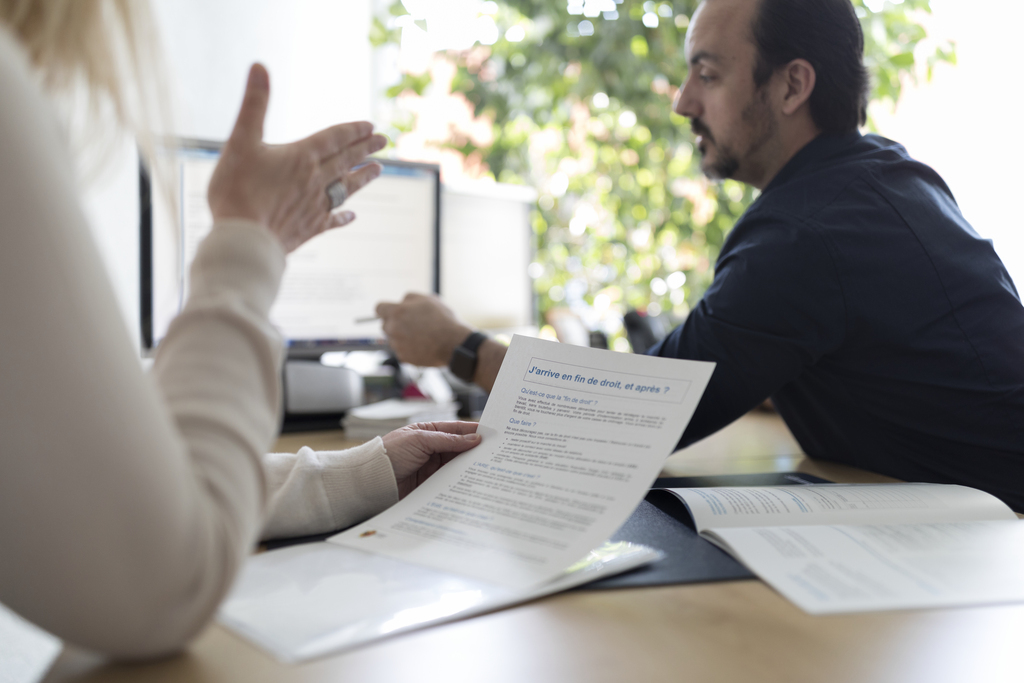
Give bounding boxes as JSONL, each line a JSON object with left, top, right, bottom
{"left": 762, "top": 130, "right": 863, "bottom": 195}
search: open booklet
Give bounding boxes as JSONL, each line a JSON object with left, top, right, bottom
{"left": 665, "top": 484, "right": 1024, "bottom": 614}
{"left": 220, "top": 335, "right": 715, "bottom": 661}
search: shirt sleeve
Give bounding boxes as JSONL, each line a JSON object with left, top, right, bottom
{"left": 649, "top": 209, "right": 847, "bottom": 448}
{"left": 260, "top": 438, "right": 399, "bottom": 541}
{"left": 0, "top": 27, "right": 285, "bottom": 659}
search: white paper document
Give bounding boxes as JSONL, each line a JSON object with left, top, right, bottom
{"left": 220, "top": 540, "right": 661, "bottom": 663}
{"left": 668, "top": 484, "right": 1016, "bottom": 532}
{"left": 662, "top": 483, "right": 1024, "bottom": 614}
{"left": 708, "top": 521, "right": 1024, "bottom": 614}
{"left": 331, "top": 335, "right": 714, "bottom": 588}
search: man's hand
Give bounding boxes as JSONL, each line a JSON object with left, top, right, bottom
{"left": 381, "top": 421, "right": 481, "bottom": 498}
{"left": 376, "top": 293, "right": 473, "bottom": 367}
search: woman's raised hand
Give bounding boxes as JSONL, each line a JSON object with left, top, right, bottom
{"left": 208, "top": 63, "right": 387, "bottom": 252}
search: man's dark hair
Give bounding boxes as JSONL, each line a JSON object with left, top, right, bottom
{"left": 751, "top": 0, "right": 869, "bottom": 134}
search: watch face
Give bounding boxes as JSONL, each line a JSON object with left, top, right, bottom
{"left": 450, "top": 333, "right": 485, "bottom": 383}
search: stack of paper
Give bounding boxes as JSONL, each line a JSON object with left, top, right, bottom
{"left": 341, "top": 398, "right": 458, "bottom": 440}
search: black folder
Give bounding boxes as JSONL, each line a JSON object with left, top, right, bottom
{"left": 578, "top": 472, "right": 830, "bottom": 590}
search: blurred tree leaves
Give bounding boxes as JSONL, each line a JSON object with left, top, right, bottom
{"left": 375, "top": 0, "right": 953, "bottom": 349}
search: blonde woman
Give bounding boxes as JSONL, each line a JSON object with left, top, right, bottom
{"left": 0, "top": 0, "right": 480, "bottom": 659}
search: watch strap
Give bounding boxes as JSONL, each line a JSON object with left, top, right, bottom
{"left": 449, "top": 332, "right": 487, "bottom": 383}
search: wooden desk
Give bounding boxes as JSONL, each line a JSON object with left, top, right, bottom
{"left": 42, "top": 413, "right": 1024, "bottom": 683}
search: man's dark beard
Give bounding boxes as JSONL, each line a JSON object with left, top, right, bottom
{"left": 691, "top": 117, "right": 740, "bottom": 180}
{"left": 690, "top": 87, "right": 775, "bottom": 182}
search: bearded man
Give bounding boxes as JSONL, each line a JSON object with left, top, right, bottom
{"left": 377, "top": 0, "right": 1024, "bottom": 509}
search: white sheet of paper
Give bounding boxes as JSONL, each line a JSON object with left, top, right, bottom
{"left": 0, "top": 602, "right": 61, "bottom": 683}
{"left": 707, "top": 520, "right": 1024, "bottom": 614}
{"left": 219, "top": 540, "right": 661, "bottom": 663}
{"left": 330, "top": 335, "right": 714, "bottom": 588}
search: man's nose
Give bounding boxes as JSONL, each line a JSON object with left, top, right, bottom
{"left": 674, "top": 77, "right": 700, "bottom": 119}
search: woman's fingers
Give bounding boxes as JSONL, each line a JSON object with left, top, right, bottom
{"left": 416, "top": 430, "right": 481, "bottom": 455}
{"left": 407, "top": 421, "right": 480, "bottom": 436}
{"left": 228, "top": 64, "right": 270, "bottom": 149}
{"left": 210, "top": 64, "right": 388, "bottom": 252}
{"left": 321, "top": 135, "right": 388, "bottom": 179}
{"left": 328, "top": 210, "right": 356, "bottom": 230}
{"left": 335, "top": 162, "right": 383, "bottom": 201}
{"left": 305, "top": 120, "right": 376, "bottom": 160}
{"left": 431, "top": 421, "right": 480, "bottom": 435}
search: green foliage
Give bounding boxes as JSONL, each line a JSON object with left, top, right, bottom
{"left": 376, "top": 0, "right": 953, "bottom": 346}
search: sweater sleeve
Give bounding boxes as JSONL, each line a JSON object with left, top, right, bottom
{"left": 0, "top": 26, "right": 284, "bottom": 659}
{"left": 260, "top": 437, "right": 400, "bottom": 540}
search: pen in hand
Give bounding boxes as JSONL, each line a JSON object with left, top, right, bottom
{"left": 355, "top": 316, "right": 380, "bottom": 324}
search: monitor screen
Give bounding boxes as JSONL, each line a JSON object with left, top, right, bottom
{"left": 141, "top": 141, "right": 440, "bottom": 356}
{"left": 440, "top": 182, "right": 537, "bottom": 333}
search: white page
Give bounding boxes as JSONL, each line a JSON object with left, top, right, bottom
{"left": 219, "top": 540, "right": 660, "bottom": 663}
{"left": 330, "top": 335, "right": 714, "bottom": 588}
{"left": 666, "top": 484, "right": 1016, "bottom": 533}
{"left": 0, "top": 602, "right": 61, "bottom": 683}
{"left": 707, "top": 520, "right": 1024, "bottom": 614}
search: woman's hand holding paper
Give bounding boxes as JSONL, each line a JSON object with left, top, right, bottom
{"left": 382, "top": 421, "right": 481, "bottom": 499}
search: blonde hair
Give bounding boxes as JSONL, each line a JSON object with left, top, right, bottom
{"left": 0, "top": 0, "right": 172, "bottom": 183}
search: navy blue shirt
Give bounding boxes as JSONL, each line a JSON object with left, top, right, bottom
{"left": 650, "top": 132, "right": 1024, "bottom": 509}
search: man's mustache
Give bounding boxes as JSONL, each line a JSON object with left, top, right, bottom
{"left": 690, "top": 118, "right": 714, "bottom": 143}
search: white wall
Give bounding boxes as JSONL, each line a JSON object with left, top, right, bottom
{"left": 150, "top": 0, "right": 373, "bottom": 143}
{"left": 83, "top": 0, "right": 374, "bottom": 350}
{"left": 872, "top": 0, "right": 1024, "bottom": 291}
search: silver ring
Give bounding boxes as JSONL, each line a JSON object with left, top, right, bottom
{"left": 326, "top": 180, "right": 348, "bottom": 210}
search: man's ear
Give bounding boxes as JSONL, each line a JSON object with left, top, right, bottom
{"left": 780, "top": 58, "right": 816, "bottom": 116}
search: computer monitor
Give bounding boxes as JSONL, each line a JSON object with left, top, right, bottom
{"left": 140, "top": 140, "right": 440, "bottom": 357}
{"left": 440, "top": 181, "right": 537, "bottom": 334}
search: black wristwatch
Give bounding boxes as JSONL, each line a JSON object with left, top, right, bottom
{"left": 449, "top": 332, "right": 487, "bottom": 383}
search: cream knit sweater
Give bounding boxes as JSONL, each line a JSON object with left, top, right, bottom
{"left": 0, "top": 26, "right": 397, "bottom": 659}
